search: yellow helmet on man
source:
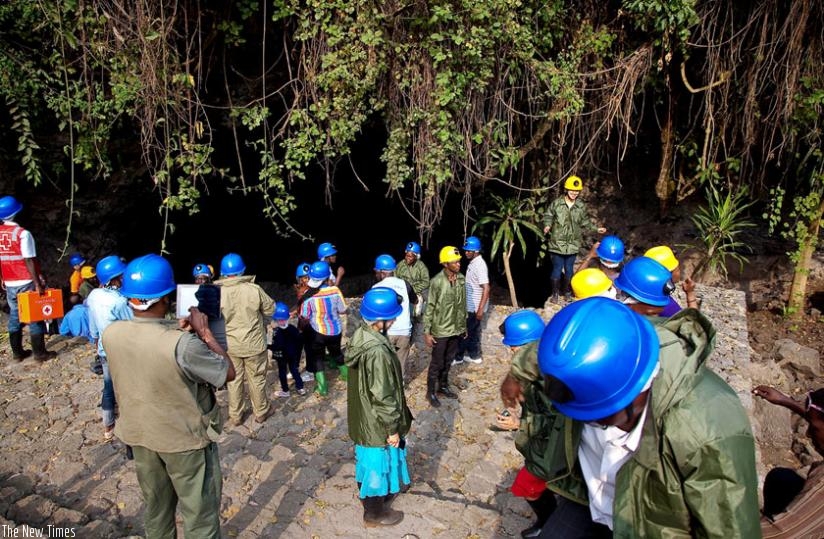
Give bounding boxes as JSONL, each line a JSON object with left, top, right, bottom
{"left": 564, "top": 175, "right": 583, "bottom": 191}
{"left": 439, "top": 246, "right": 461, "bottom": 264}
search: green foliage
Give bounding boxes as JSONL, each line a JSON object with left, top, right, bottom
{"left": 690, "top": 182, "right": 755, "bottom": 280}
{"left": 624, "top": 0, "right": 699, "bottom": 50}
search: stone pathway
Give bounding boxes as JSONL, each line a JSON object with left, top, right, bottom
{"left": 0, "top": 288, "right": 761, "bottom": 538}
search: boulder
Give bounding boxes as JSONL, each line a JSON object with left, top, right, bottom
{"left": 774, "top": 339, "right": 821, "bottom": 380}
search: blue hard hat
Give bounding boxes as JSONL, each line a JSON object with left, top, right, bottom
{"left": 220, "top": 253, "right": 246, "bottom": 277}
{"left": 69, "top": 253, "right": 85, "bottom": 267}
{"left": 463, "top": 236, "right": 482, "bottom": 252}
{"left": 317, "top": 242, "right": 337, "bottom": 259}
{"left": 309, "top": 261, "right": 332, "bottom": 280}
{"left": 192, "top": 263, "right": 212, "bottom": 278}
{"left": 374, "top": 254, "right": 397, "bottom": 272}
{"left": 96, "top": 255, "right": 127, "bottom": 286}
{"left": 273, "top": 302, "right": 290, "bottom": 321}
{"left": 614, "top": 257, "right": 675, "bottom": 307}
{"left": 361, "top": 287, "right": 403, "bottom": 321}
{"left": 405, "top": 242, "right": 421, "bottom": 255}
{"left": 0, "top": 196, "right": 23, "bottom": 220}
{"left": 120, "top": 254, "right": 176, "bottom": 299}
{"left": 295, "top": 262, "right": 311, "bottom": 278}
{"left": 537, "top": 297, "right": 660, "bottom": 421}
{"left": 500, "top": 310, "right": 545, "bottom": 346}
{"left": 596, "top": 235, "right": 625, "bottom": 264}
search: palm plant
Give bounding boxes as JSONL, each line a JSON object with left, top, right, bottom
{"left": 690, "top": 182, "right": 755, "bottom": 281}
{"left": 474, "top": 194, "right": 544, "bottom": 307}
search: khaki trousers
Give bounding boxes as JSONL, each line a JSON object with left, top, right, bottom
{"left": 227, "top": 350, "right": 270, "bottom": 420}
{"left": 133, "top": 443, "right": 222, "bottom": 539}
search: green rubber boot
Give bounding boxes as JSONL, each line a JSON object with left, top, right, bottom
{"left": 338, "top": 364, "right": 349, "bottom": 382}
{"left": 315, "top": 371, "right": 328, "bottom": 396}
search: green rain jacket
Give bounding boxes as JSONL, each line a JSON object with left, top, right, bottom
{"left": 423, "top": 269, "right": 467, "bottom": 338}
{"left": 535, "top": 309, "right": 761, "bottom": 538}
{"left": 542, "top": 196, "right": 598, "bottom": 255}
{"left": 395, "top": 259, "right": 430, "bottom": 296}
{"left": 345, "top": 322, "right": 413, "bottom": 447}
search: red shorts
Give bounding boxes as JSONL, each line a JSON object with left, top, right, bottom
{"left": 510, "top": 466, "right": 547, "bottom": 498}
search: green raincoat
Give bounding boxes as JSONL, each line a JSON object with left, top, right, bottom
{"left": 542, "top": 196, "right": 598, "bottom": 255}
{"left": 345, "top": 322, "right": 413, "bottom": 447}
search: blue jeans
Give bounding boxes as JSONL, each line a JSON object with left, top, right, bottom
{"left": 550, "top": 253, "right": 576, "bottom": 281}
{"left": 101, "top": 356, "right": 116, "bottom": 428}
{"left": 6, "top": 282, "right": 45, "bottom": 335}
{"left": 457, "top": 313, "right": 482, "bottom": 359}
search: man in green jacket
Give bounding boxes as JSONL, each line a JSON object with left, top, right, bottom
{"left": 535, "top": 297, "right": 760, "bottom": 538}
{"left": 422, "top": 246, "right": 466, "bottom": 408}
{"left": 542, "top": 175, "right": 605, "bottom": 301}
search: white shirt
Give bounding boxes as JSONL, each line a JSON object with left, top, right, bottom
{"left": 2, "top": 220, "right": 36, "bottom": 287}
{"left": 578, "top": 404, "right": 648, "bottom": 529}
{"left": 372, "top": 276, "right": 411, "bottom": 337}
{"left": 465, "top": 255, "right": 489, "bottom": 313}
{"left": 87, "top": 287, "right": 134, "bottom": 358}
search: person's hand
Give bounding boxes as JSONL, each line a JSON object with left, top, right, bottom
{"left": 597, "top": 227, "right": 607, "bottom": 234}
{"left": 589, "top": 242, "right": 601, "bottom": 257}
{"left": 475, "top": 310, "right": 484, "bottom": 321}
{"left": 424, "top": 334, "right": 436, "bottom": 347}
{"left": 187, "top": 306, "right": 210, "bottom": 336}
{"left": 495, "top": 409, "right": 520, "bottom": 431}
{"left": 386, "top": 433, "right": 400, "bottom": 448}
{"left": 682, "top": 277, "right": 696, "bottom": 295}
{"left": 500, "top": 373, "right": 524, "bottom": 408}
{"left": 753, "top": 385, "right": 789, "bottom": 406}
{"left": 543, "top": 226, "right": 550, "bottom": 234}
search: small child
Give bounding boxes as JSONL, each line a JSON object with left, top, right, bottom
{"left": 270, "top": 302, "right": 306, "bottom": 397}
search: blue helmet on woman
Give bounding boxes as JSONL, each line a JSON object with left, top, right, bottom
{"left": 360, "top": 287, "right": 403, "bottom": 321}
{"left": 596, "top": 235, "right": 625, "bottom": 265}
{"left": 374, "top": 254, "right": 397, "bottom": 272}
{"left": 317, "top": 242, "right": 337, "bottom": 259}
{"left": 538, "top": 297, "right": 659, "bottom": 421}
{"left": 120, "top": 254, "right": 176, "bottom": 299}
{"left": 97, "top": 255, "right": 127, "bottom": 286}
{"left": 405, "top": 242, "right": 421, "bottom": 255}
{"left": 0, "top": 196, "right": 23, "bottom": 220}
{"left": 614, "top": 257, "right": 675, "bottom": 307}
{"left": 500, "top": 310, "right": 545, "bottom": 346}
{"left": 308, "top": 261, "right": 332, "bottom": 281}
{"left": 463, "top": 236, "right": 482, "bottom": 252}
{"left": 220, "top": 253, "right": 246, "bottom": 277}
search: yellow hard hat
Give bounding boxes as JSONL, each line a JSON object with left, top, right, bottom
{"left": 571, "top": 268, "right": 613, "bottom": 299}
{"left": 564, "top": 175, "right": 583, "bottom": 191}
{"left": 439, "top": 246, "right": 461, "bottom": 264}
{"left": 80, "top": 265, "right": 96, "bottom": 279}
{"left": 644, "top": 246, "right": 679, "bottom": 272}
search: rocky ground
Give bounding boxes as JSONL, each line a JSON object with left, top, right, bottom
{"left": 0, "top": 268, "right": 822, "bottom": 538}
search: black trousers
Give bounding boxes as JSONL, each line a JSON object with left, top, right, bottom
{"left": 306, "top": 329, "right": 342, "bottom": 372}
{"left": 427, "top": 334, "right": 460, "bottom": 391}
{"left": 537, "top": 498, "right": 612, "bottom": 539}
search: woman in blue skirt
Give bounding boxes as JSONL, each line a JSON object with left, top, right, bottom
{"left": 345, "top": 287, "right": 413, "bottom": 527}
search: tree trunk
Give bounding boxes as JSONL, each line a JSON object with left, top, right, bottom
{"left": 503, "top": 243, "right": 518, "bottom": 307}
{"left": 787, "top": 196, "right": 824, "bottom": 318}
{"left": 655, "top": 82, "right": 676, "bottom": 219}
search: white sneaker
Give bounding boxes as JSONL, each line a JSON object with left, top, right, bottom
{"left": 451, "top": 358, "right": 465, "bottom": 366}
{"left": 464, "top": 356, "right": 483, "bottom": 364}
{"left": 275, "top": 390, "right": 290, "bottom": 398}
{"left": 301, "top": 372, "right": 314, "bottom": 382}
{"left": 297, "top": 388, "right": 307, "bottom": 396}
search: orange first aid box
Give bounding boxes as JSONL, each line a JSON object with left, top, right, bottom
{"left": 18, "top": 288, "right": 64, "bottom": 323}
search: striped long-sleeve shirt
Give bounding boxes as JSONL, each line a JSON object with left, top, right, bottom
{"left": 299, "top": 286, "right": 347, "bottom": 336}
